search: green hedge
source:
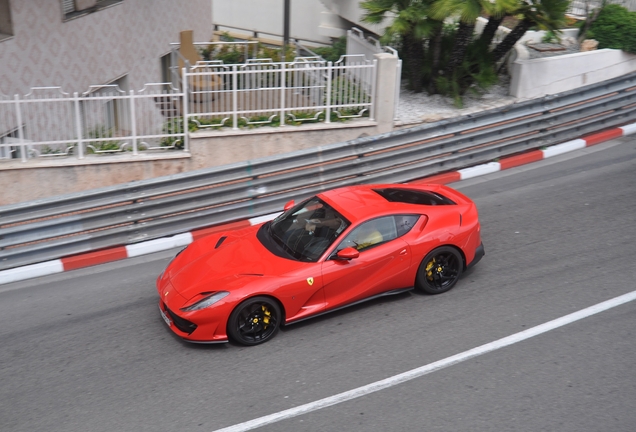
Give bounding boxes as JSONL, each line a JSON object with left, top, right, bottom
{"left": 587, "top": 4, "right": 636, "bottom": 54}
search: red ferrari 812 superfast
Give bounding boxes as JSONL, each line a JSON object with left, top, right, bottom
{"left": 157, "top": 183, "right": 484, "bottom": 345}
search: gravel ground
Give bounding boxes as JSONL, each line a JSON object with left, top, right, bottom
{"left": 394, "top": 40, "right": 584, "bottom": 127}
{"left": 395, "top": 75, "right": 518, "bottom": 126}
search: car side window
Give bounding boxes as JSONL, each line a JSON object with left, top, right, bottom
{"left": 336, "top": 215, "right": 421, "bottom": 253}
{"left": 395, "top": 214, "right": 420, "bottom": 237}
{"left": 337, "top": 216, "right": 398, "bottom": 252}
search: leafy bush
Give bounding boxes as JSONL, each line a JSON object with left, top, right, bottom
{"left": 541, "top": 30, "right": 561, "bottom": 44}
{"left": 587, "top": 4, "right": 636, "bottom": 54}
{"left": 434, "top": 37, "right": 498, "bottom": 108}
{"left": 312, "top": 37, "right": 347, "bottom": 62}
{"left": 85, "top": 126, "right": 122, "bottom": 153}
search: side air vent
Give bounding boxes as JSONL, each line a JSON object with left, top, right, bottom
{"left": 215, "top": 236, "right": 227, "bottom": 249}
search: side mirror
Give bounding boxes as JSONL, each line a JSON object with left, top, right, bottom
{"left": 336, "top": 247, "right": 359, "bottom": 260}
{"left": 283, "top": 200, "right": 295, "bottom": 211}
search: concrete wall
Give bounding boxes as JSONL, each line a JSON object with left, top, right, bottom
{"left": 0, "top": 121, "right": 379, "bottom": 205}
{"left": 473, "top": 21, "right": 636, "bottom": 100}
{"left": 0, "top": 0, "right": 212, "bottom": 96}
{"left": 510, "top": 48, "right": 636, "bottom": 99}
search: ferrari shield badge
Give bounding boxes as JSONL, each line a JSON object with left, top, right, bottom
{"left": 307, "top": 277, "right": 314, "bottom": 286}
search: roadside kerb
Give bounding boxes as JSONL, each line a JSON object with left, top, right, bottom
{"left": 1, "top": 123, "right": 633, "bottom": 286}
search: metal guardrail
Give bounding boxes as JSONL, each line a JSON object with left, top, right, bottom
{"left": 1, "top": 72, "right": 636, "bottom": 270}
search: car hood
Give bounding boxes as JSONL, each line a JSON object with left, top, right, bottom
{"left": 164, "top": 226, "right": 304, "bottom": 300}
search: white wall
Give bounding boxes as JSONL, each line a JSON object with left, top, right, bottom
{"left": 212, "top": 0, "right": 335, "bottom": 45}
{"left": 211, "top": 0, "right": 385, "bottom": 45}
{"left": 0, "top": 0, "right": 212, "bottom": 96}
{"left": 510, "top": 49, "right": 636, "bottom": 99}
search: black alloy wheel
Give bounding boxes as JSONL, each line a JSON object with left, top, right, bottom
{"left": 415, "top": 247, "right": 463, "bottom": 294}
{"left": 227, "top": 296, "right": 281, "bottom": 346}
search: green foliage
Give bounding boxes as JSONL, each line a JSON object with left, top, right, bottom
{"left": 85, "top": 126, "right": 122, "bottom": 153}
{"left": 541, "top": 30, "right": 561, "bottom": 44}
{"left": 434, "top": 39, "right": 498, "bottom": 107}
{"left": 312, "top": 37, "right": 347, "bottom": 62}
{"left": 214, "top": 44, "right": 245, "bottom": 64}
{"left": 587, "top": 4, "right": 636, "bottom": 54}
{"left": 160, "top": 119, "right": 185, "bottom": 149}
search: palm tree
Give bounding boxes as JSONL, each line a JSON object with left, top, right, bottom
{"left": 491, "top": 0, "right": 569, "bottom": 63}
{"left": 361, "top": 0, "right": 436, "bottom": 92}
{"left": 430, "top": 0, "right": 484, "bottom": 78}
{"left": 478, "top": 0, "right": 518, "bottom": 47}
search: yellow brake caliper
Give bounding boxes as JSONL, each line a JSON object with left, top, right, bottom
{"left": 262, "top": 305, "right": 271, "bottom": 328}
{"left": 426, "top": 258, "right": 436, "bottom": 281}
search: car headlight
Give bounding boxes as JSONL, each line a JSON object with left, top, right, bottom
{"left": 180, "top": 291, "right": 230, "bottom": 312}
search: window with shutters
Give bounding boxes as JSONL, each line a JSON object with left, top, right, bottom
{"left": 61, "top": 0, "right": 123, "bottom": 21}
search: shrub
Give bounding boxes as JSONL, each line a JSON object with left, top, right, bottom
{"left": 587, "top": 4, "right": 636, "bottom": 54}
{"left": 312, "top": 37, "right": 347, "bottom": 63}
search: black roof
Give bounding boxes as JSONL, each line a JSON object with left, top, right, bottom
{"left": 373, "top": 188, "right": 456, "bottom": 205}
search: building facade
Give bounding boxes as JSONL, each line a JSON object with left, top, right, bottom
{"left": 0, "top": 0, "right": 212, "bottom": 98}
{"left": 211, "top": 0, "right": 383, "bottom": 46}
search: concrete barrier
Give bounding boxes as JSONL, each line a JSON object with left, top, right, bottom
{"left": 510, "top": 48, "right": 636, "bottom": 99}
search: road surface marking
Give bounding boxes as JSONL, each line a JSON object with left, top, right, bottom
{"left": 212, "top": 289, "right": 636, "bottom": 432}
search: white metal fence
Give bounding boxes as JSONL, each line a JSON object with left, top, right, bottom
{"left": 0, "top": 57, "right": 378, "bottom": 161}
{"left": 184, "top": 56, "right": 376, "bottom": 129}
{"left": 0, "top": 84, "right": 185, "bottom": 162}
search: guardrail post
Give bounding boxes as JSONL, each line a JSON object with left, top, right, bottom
{"left": 14, "top": 94, "right": 26, "bottom": 163}
{"left": 73, "top": 92, "right": 85, "bottom": 159}
{"left": 129, "top": 90, "right": 138, "bottom": 155}
{"left": 326, "top": 61, "right": 332, "bottom": 124}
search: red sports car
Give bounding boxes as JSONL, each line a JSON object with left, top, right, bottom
{"left": 156, "top": 183, "right": 484, "bottom": 345}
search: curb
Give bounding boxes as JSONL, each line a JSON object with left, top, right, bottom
{"left": 1, "top": 123, "right": 634, "bottom": 285}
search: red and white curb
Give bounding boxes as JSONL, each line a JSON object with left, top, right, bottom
{"left": 414, "top": 124, "right": 636, "bottom": 185}
{"left": 1, "top": 123, "right": 634, "bottom": 285}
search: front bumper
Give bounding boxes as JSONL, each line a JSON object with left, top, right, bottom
{"left": 158, "top": 300, "right": 229, "bottom": 343}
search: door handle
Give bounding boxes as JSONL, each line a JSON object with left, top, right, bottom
{"left": 399, "top": 249, "right": 407, "bottom": 255}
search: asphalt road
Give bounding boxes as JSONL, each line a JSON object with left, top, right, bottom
{"left": 1, "top": 137, "right": 635, "bottom": 432}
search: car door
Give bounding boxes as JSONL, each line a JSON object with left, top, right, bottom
{"left": 320, "top": 216, "right": 415, "bottom": 311}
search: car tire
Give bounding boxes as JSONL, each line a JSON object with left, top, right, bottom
{"left": 227, "top": 296, "right": 281, "bottom": 346}
{"left": 415, "top": 246, "right": 463, "bottom": 295}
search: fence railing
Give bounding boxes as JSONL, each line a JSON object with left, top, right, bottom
{"left": 0, "top": 57, "right": 378, "bottom": 161}
{"left": 0, "top": 84, "right": 186, "bottom": 161}
{"left": 184, "top": 57, "right": 375, "bottom": 129}
{"left": 1, "top": 71, "right": 635, "bottom": 271}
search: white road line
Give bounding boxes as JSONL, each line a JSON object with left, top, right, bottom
{"left": 212, "top": 289, "right": 636, "bottom": 432}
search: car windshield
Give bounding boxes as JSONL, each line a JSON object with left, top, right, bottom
{"left": 266, "top": 197, "right": 350, "bottom": 262}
